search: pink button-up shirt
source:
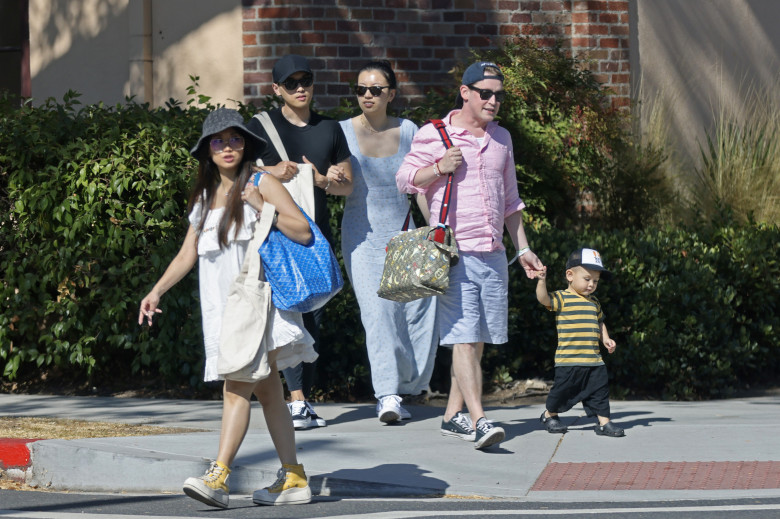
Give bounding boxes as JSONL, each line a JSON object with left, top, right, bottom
{"left": 396, "top": 110, "right": 525, "bottom": 253}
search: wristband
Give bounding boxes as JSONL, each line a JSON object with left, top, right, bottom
{"left": 508, "top": 247, "right": 531, "bottom": 265}
{"left": 433, "top": 161, "right": 443, "bottom": 177}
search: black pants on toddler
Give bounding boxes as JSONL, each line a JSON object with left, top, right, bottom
{"left": 546, "top": 364, "right": 611, "bottom": 418}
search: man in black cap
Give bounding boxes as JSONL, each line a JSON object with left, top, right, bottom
{"left": 247, "top": 54, "right": 353, "bottom": 430}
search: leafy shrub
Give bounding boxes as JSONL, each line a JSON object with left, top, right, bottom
{"left": 475, "top": 38, "right": 672, "bottom": 230}
{"left": 2, "top": 55, "right": 777, "bottom": 401}
{"left": 0, "top": 91, "right": 213, "bottom": 387}
{"left": 510, "top": 224, "right": 780, "bottom": 399}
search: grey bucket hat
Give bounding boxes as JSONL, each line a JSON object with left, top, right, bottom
{"left": 190, "top": 108, "right": 267, "bottom": 158}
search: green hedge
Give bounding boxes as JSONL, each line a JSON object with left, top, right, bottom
{"left": 505, "top": 225, "right": 779, "bottom": 400}
{"left": 2, "top": 81, "right": 778, "bottom": 400}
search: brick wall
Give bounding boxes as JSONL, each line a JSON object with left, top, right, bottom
{"left": 242, "top": 0, "right": 630, "bottom": 110}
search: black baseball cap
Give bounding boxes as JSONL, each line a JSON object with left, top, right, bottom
{"left": 272, "top": 55, "right": 312, "bottom": 83}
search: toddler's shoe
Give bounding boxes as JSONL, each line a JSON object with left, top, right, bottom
{"left": 595, "top": 421, "right": 625, "bottom": 437}
{"left": 540, "top": 411, "right": 568, "bottom": 434}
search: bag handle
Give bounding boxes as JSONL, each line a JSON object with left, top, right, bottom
{"left": 254, "top": 112, "right": 290, "bottom": 163}
{"left": 239, "top": 173, "right": 276, "bottom": 281}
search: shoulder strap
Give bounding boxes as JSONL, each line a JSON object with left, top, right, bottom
{"left": 427, "top": 119, "right": 455, "bottom": 242}
{"left": 253, "top": 112, "right": 290, "bottom": 162}
{"left": 243, "top": 201, "right": 276, "bottom": 281}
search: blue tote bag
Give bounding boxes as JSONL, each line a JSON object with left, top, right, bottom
{"left": 253, "top": 174, "right": 343, "bottom": 313}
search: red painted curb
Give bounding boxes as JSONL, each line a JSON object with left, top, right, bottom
{"left": 0, "top": 438, "right": 42, "bottom": 469}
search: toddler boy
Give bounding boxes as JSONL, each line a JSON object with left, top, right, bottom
{"left": 534, "top": 248, "right": 625, "bottom": 437}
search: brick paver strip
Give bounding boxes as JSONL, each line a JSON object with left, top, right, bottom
{"left": 532, "top": 461, "right": 780, "bottom": 491}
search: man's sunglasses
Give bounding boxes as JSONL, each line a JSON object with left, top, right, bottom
{"left": 467, "top": 85, "right": 506, "bottom": 103}
{"left": 210, "top": 136, "right": 245, "bottom": 154}
{"left": 354, "top": 85, "right": 390, "bottom": 97}
{"left": 280, "top": 74, "right": 314, "bottom": 90}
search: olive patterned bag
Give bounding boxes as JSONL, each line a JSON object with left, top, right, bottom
{"left": 377, "top": 120, "right": 459, "bottom": 303}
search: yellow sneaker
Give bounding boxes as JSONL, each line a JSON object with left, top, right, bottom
{"left": 183, "top": 461, "right": 230, "bottom": 508}
{"left": 252, "top": 463, "right": 312, "bottom": 506}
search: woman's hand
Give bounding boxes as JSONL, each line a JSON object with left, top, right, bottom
{"left": 326, "top": 163, "right": 347, "bottom": 184}
{"left": 241, "top": 181, "right": 264, "bottom": 212}
{"left": 138, "top": 292, "right": 162, "bottom": 326}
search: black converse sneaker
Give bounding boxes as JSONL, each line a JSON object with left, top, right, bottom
{"left": 440, "top": 411, "right": 476, "bottom": 441}
{"left": 474, "top": 417, "right": 505, "bottom": 450}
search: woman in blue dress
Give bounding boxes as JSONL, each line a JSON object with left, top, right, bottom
{"left": 339, "top": 61, "right": 438, "bottom": 423}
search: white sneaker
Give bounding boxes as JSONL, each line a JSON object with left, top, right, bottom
{"left": 376, "top": 395, "right": 404, "bottom": 423}
{"left": 287, "top": 401, "right": 311, "bottom": 430}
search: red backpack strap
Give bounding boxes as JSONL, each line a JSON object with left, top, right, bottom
{"left": 426, "top": 119, "right": 454, "bottom": 242}
{"left": 429, "top": 119, "right": 454, "bottom": 149}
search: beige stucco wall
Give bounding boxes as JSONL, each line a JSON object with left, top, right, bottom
{"left": 631, "top": 0, "right": 780, "bottom": 164}
{"left": 29, "top": 0, "right": 243, "bottom": 108}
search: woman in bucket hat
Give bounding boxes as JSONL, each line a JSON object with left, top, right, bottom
{"left": 139, "top": 108, "right": 316, "bottom": 508}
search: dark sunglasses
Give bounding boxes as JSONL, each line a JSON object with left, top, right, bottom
{"left": 280, "top": 74, "right": 314, "bottom": 90}
{"left": 210, "top": 136, "right": 245, "bottom": 154}
{"left": 354, "top": 85, "right": 390, "bottom": 97}
{"left": 467, "top": 85, "right": 506, "bottom": 103}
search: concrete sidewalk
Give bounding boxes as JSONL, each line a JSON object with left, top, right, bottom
{"left": 1, "top": 393, "right": 779, "bottom": 502}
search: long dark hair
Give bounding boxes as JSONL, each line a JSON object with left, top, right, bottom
{"left": 187, "top": 130, "right": 258, "bottom": 249}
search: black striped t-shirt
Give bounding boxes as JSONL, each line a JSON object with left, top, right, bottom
{"left": 547, "top": 289, "right": 604, "bottom": 366}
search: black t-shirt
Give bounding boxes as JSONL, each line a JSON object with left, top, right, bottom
{"left": 247, "top": 109, "right": 351, "bottom": 240}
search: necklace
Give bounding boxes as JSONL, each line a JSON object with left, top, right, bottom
{"left": 360, "top": 114, "right": 386, "bottom": 134}
{"left": 218, "top": 181, "right": 233, "bottom": 197}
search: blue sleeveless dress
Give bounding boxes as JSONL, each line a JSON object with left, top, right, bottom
{"left": 339, "top": 118, "right": 438, "bottom": 399}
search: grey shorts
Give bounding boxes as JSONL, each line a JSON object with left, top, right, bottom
{"left": 438, "top": 250, "right": 509, "bottom": 346}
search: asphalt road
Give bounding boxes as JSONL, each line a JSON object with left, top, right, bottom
{"left": 2, "top": 491, "right": 780, "bottom": 518}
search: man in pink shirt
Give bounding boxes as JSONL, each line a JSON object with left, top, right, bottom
{"left": 396, "top": 61, "right": 545, "bottom": 450}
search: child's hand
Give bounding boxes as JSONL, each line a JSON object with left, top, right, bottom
{"left": 604, "top": 337, "right": 617, "bottom": 354}
{"left": 534, "top": 266, "right": 547, "bottom": 280}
